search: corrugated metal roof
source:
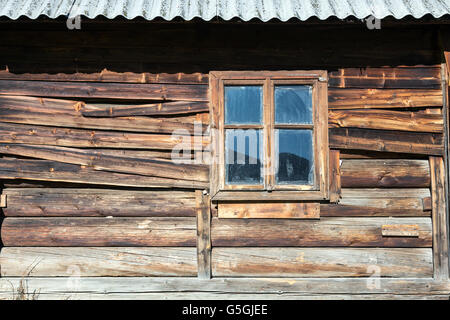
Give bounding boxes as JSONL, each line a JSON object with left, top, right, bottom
{"left": 1, "top": 0, "right": 449, "bottom": 21}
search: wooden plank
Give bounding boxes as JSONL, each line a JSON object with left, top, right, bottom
{"left": 0, "top": 144, "right": 209, "bottom": 182}
{"left": 2, "top": 188, "right": 196, "bottom": 217}
{"left": 0, "top": 80, "right": 208, "bottom": 101}
{"left": 218, "top": 202, "right": 320, "bottom": 219}
{"left": 0, "top": 158, "right": 208, "bottom": 189}
{"left": 329, "top": 127, "right": 444, "bottom": 156}
{"left": 0, "top": 69, "right": 208, "bottom": 84}
{"left": 329, "top": 149, "right": 341, "bottom": 203}
{"left": 1, "top": 217, "right": 197, "bottom": 247}
{"left": 329, "top": 109, "right": 443, "bottom": 133}
{"left": 340, "top": 159, "right": 430, "bottom": 188}
{"left": 381, "top": 225, "right": 420, "bottom": 237}
{"left": 0, "top": 96, "right": 205, "bottom": 134}
{"left": 212, "top": 248, "right": 432, "bottom": 278}
{"left": 321, "top": 188, "right": 431, "bottom": 217}
{"left": 445, "top": 52, "right": 450, "bottom": 80}
{"left": 0, "top": 247, "right": 198, "bottom": 277}
{"left": 0, "top": 194, "right": 6, "bottom": 207}
{"left": 81, "top": 101, "right": 208, "bottom": 117}
{"left": 422, "top": 197, "right": 432, "bottom": 211}
{"left": 328, "top": 88, "right": 442, "bottom": 109}
{"left": 211, "top": 217, "right": 432, "bottom": 247}
{"left": 0, "top": 277, "right": 447, "bottom": 298}
{"left": 0, "top": 122, "right": 207, "bottom": 151}
{"left": 328, "top": 67, "right": 441, "bottom": 89}
{"left": 429, "top": 156, "right": 449, "bottom": 280}
{"left": 196, "top": 191, "right": 211, "bottom": 279}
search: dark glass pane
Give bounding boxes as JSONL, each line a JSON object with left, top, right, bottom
{"left": 225, "top": 86, "right": 262, "bottom": 124}
{"left": 275, "top": 85, "right": 312, "bottom": 124}
{"left": 225, "top": 129, "right": 262, "bottom": 185}
{"left": 276, "top": 129, "right": 314, "bottom": 185}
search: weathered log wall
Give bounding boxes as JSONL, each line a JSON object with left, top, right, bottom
{"left": 0, "top": 22, "right": 447, "bottom": 292}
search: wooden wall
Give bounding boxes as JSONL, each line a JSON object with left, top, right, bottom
{"left": 0, "top": 20, "right": 448, "bottom": 298}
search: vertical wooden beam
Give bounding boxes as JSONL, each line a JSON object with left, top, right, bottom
{"left": 429, "top": 156, "right": 449, "bottom": 280}
{"left": 442, "top": 59, "right": 450, "bottom": 278}
{"left": 196, "top": 190, "right": 211, "bottom": 279}
{"left": 329, "top": 149, "right": 341, "bottom": 203}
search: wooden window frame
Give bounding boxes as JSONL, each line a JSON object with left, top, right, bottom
{"left": 209, "top": 70, "right": 329, "bottom": 202}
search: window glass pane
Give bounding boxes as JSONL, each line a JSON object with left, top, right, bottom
{"left": 275, "top": 85, "right": 312, "bottom": 124}
{"left": 225, "top": 129, "right": 263, "bottom": 185}
{"left": 225, "top": 86, "right": 262, "bottom": 124}
{"left": 276, "top": 129, "right": 314, "bottom": 185}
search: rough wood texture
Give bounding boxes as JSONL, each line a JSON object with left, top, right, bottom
{"left": 329, "top": 149, "right": 341, "bottom": 203}
{"left": 212, "top": 248, "right": 432, "bottom": 278}
{"left": 0, "top": 194, "right": 6, "bottom": 207}
{"left": 211, "top": 217, "right": 432, "bottom": 247}
{"left": 196, "top": 191, "right": 211, "bottom": 279}
{"left": 1, "top": 217, "right": 197, "bottom": 247}
{"left": 329, "top": 128, "right": 444, "bottom": 155}
{"left": 0, "top": 247, "right": 198, "bottom": 277}
{"left": 81, "top": 101, "right": 208, "bottom": 117}
{"left": 2, "top": 188, "right": 197, "bottom": 217}
{"left": 0, "top": 122, "right": 207, "bottom": 151}
{"left": 218, "top": 202, "right": 320, "bottom": 219}
{"left": 0, "top": 144, "right": 209, "bottom": 183}
{"left": 429, "top": 156, "right": 449, "bottom": 280}
{"left": 0, "top": 158, "right": 208, "bottom": 189}
{"left": 329, "top": 109, "right": 443, "bottom": 133}
{"left": 340, "top": 159, "right": 430, "bottom": 188}
{"left": 0, "top": 80, "right": 208, "bottom": 101}
{"left": 328, "top": 67, "right": 441, "bottom": 89}
{"left": 321, "top": 188, "right": 431, "bottom": 217}
{"left": 381, "top": 225, "right": 420, "bottom": 237}
{"left": 328, "top": 88, "right": 442, "bottom": 109}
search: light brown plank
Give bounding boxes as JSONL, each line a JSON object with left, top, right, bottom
{"left": 218, "top": 202, "right": 320, "bottom": 219}
{"left": 196, "top": 191, "right": 211, "bottom": 279}
{"left": 381, "top": 225, "right": 420, "bottom": 237}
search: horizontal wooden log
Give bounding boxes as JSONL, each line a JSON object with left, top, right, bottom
{"left": 329, "top": 109, "right": 443, "bottom": 133}
{"left": 0, "top": 158, "right": 208, "bottom": 189}
{"left": 328, "top": 67, "right": 441, "bottom": 89}
{"left": 0, "top": 277, "right": 448, "bottom": 300}
{"left": 0, "top": 247, "right": 198, "bottom": 277}
{"left": 382, "top": 225, "right": 420, "bottom": 237}
{"left": 340, "top": 159, "right": 430, "bottom": 188}
{"left": 2, "top": 188, "right": 197, "bottom": 217}
{"left": 211, "top": 217, "right": 432, "bottom": 247}
{"left": 328, "top": 88, "right": 442, "bottom": 109}
{"left": 0, "top": 96, "right": 205, "bottom": 134}
{"left": 321, "top": 188, "right": 431, "bottom": 217}
{"left": 212, "top": 248, "right": 432, "bottom": 278}
{"left": 0, "top": 144, "right": 209, "bottom": 182}
{"left": 0, "top": 80, "right": 208, "bottom": 101}
{"left": 1, "top": 217, "right": 197, "bottom": 246}
{"left": 0, "top": 122, "right": 207, "bottom": 151}
{"left": 0, "top": 69, "right": 208, "bottom": 84}
{"left": 82, "top": 101, "right": 208, "bottom": 117}
{"left": 329, "top": 127, "right": 444, "bottom": 155}
{"left": 217, "top": 202, "right": 320, "bottom": 219}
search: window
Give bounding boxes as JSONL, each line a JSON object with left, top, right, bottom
{"left": 209, "top": 71, "right": 329, "bottom": 201}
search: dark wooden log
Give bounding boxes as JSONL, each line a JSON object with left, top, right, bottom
{"left": 340, "top": 159, "right": 430, "bottom": 188}
{"left": 321, "top": 188, "right": 431, "bottom": 217}
{"left": 0, "top": 144, "right": 209, "bottom": 182}
{"left": 0, "top": 80, "right": 208, "bottom": 101}
{"left": 328, "top": 67, "right": 441, "bottom": 89}
{"left": 328, "top": 88, "right": 442, "bottom": 109}
{"left": 82, "top": 101, "right": 208, "bottom": 117}
{"left": 211, "top": 217, "right": 432, "bottom": 247}
{"left": 329, "top": 128, "right": 444, "bottom": 155}
{"left": 2, "top": 188, "right": 197, "bottom": 217}
{"left": 329, "top": 109, "right": 443, "bottom": 133}
{"left": 1, "top": 217, "right": 197, "bottom": 246}
{"left": 0, "top": 158, "right": 208, "bottom": 189}
{"left": 0, "top": 122, "right": 207, "bottom": 151}
{"left": 0, "top": 96, "right": 205, "bottom": 134}
{"left": 212, "top": 248, "right": 432, "bottom": 278}
{"left": 0, "top": 247, "right": 198, "bottom": 277}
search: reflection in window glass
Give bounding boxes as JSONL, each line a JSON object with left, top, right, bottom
{"left": 225, "top": 129, "right": 262, "bottom": 185}
{"left": 275, "top": 85, "right": 312, "bottom": 124}
{"left": 225, "top": 86, "right": 262, "bottom": 124}
{"left": 276, "top": 129, "right": 314, "bottom": 185}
